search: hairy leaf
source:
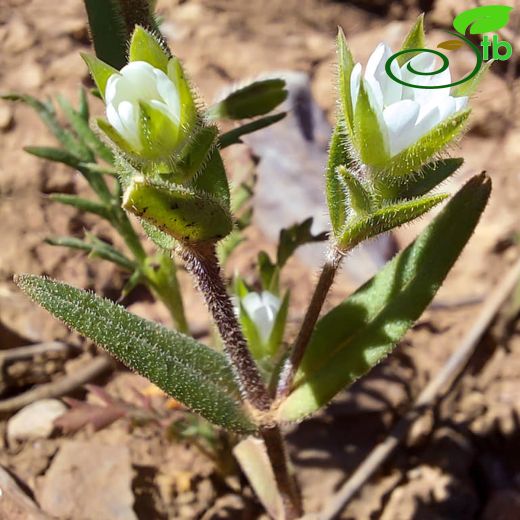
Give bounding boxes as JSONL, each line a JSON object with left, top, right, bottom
{"left": 209, "top": 79, "right": 287, "bottom": 120}
{"left": 219, "top": 113, "right": 286, "bottom": 148}
{"left": 16, "top": 275, "right": 254, "bottom": 432}
{"left": 278, "top": 173, "right": 491, "bottom": 422}
{"left": 337, "top": 28, "right": 355, "bottom": 131}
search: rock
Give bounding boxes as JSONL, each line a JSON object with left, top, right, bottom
{"left": 17, "top": 62, "right": 44, "bottom": 90}
{"left": 38, "top": 441, "right": 137, "bottom": 520}
{"left": 0, "top": 103, "right": 14, "bottom": 132}
{"left": 7, "top": 399, "right": 66, "bottom": 444}
{"left": 0, "top": 466, "right": 51, "bottom": 520}
{"left": 2, "top": 17, "right": 35, "bottom": 54}
{"left": 243, "top": 71, "right": 397, "bottom": 285}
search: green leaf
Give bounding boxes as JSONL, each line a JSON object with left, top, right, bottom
{"left": 81, "top": 54, "right": 119, "bottom": 100}
{"left": 277, "top": 218, "right": 328, "bottom": 267}
{"left": 338, "top": 193, "right": 448, "bottom": 250}
{"left": 277, "top": 173, "right": 491, "bottom": 422}
{"left": 453, "top": 5, "right": 513, "bottom": 35}
{"left": 123, "top": 177, "right": 233, "bottom": 245}
{"left": 83, "top": 0, "right": 127, "bottom": 70}
{"left": 395, "top": 158, "right": 464, "bottom": 200}
{"left": 49, "top": 194, "right": 111, "bottom": 220}
{"left": 326, "top": 120, "right": 352, "bottom": 237}
{"left": 337, "top": 28, "right": 355, "bottom": 131}
{"left": 3, "top": 94, "right": 90, "bottom": 160}
{"left": 208, "top": 79, "right": 287, "bottom": 120}
{"left": 353, "top": 79, "right": 389, "bottom": 168}
{"left": 219, "top": 113, "right": 286, "bottom": 148}
{"left": 78, "top": 88, "right": 90, "bottom": 122}
{"left": 128, "top": 25, "right": 169, "bottom": 71}
{"left": 45, "top": 236, "right": 136, "bottom": 271}
{"left": 398, "top": 13, "right": 426, "bottom": 65}
{"left": 451, "top": 60, "right": 493, "bottom": 97}
{"left": 24, "top": 146, "right": 80, "bottom": 168}
{"left": 437, "top": 40, "right": 464, "bottom": 51}
{"left": 96, "top": 117, "right": 134, "bottom": 156}
{"left": 16, "top": 275, "right": 254, "bottom": 432}
{"left": 56, "top": 95, "right": 114, "bottom": 163}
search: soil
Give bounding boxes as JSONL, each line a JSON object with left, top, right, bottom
{"left": 1, "top": 0, "right": 520, "bottom": 518}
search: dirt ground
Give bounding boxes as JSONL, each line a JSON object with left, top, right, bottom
{"left": 1, "top": 0, "right": 520, "bottom": 518}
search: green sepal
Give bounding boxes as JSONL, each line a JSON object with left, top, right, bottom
{"left": 123, "top": 177, "right": 233, "bottom": 245}
{"left": 265, "top": 291, "right": 289, "bottom": 357}
{"left": 219, "top": 113, "right": 286, "bottom": 148}
{"left": 129, "top": 25, "right": 169, "bottom": 72}
{"left": 239, "top": 301, "right": 264, "bottom": 360}
{"left": 326, "top": 120, "right": 352, "bottom": 237}
{"left": 353, "top": 79, "right": 389, "bottom": 168}
{"left": 258, "top": 252, "right": 279, "bottom": 294}
{"left": 16, "top": 275, "right": 255, "bottom": 433}
{"left": 163, "top": 125, "right": 218, "bottom": 184}
{"left": 96, "top": 117, "right": 135, "bottom": 156}
{"left": 208, "top": 79, "right": 287, "bottom": 120}
{"left": 452, "top": 60, "right": 493, "bottom": 97}
{"left": 81, "top": 54, "right": 119, "bottom": 100}
{"left": 336, "top": 165, "right": 373, "bottom": 215}
{"left": 337, "top": 27, "right": 355, "bottom": 131}
{"left": 138, "top": 100, "right": 181, "bottom": 160}
{"left": 277, "top": 173, "right": 491, "bottom": 422}
{"left": 338, "top": 193, "right": 448, "bottom": 251}
{"left": 191, "top": 149, "right": 231, "bottom": 209}
{"left": 381, "top": 109, "right": 470, "bottom": 179}
{"left": 398, "top": 13, "right": 426, "bottom": 65}
{"left": 167, "top": 57, "right": 197, "bottom": 126}
{"left": 392, "top": 158, "right": 464, "bottom": 200}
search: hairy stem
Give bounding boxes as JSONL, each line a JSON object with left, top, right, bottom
{"left": 180, "top": 242, "right": 302, "bottom": 518}
{"left": 180, "top": 242, "right": 271, "bottom": 411}
{"left": 260, "top": 425, "right": 303, "bottom": 519}
{"left": 277, "top": 246, "right": 343, "bottom": 399}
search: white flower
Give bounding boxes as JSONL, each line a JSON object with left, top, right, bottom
{"left": 350, "top": 43, "right": 468, "bottom": 157}
{"left": 241, "top": 291, "right": 281, "bottom": 343}
{"left": 104, "top": 60, "right": 194, "bottom": 159}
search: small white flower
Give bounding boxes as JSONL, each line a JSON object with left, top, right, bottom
{"left": 106, "top": 61, "right": 180, "bottom": 151}
{"left": 241, "top": 291, "right": 281, "bottom": 343}
{"left": 350, "top": 43, "right": 468, "bottom": 157}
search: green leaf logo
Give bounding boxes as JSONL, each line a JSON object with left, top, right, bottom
{"left": 453, "top": 5, "right": 513, "bottom": 35}
{"left": 437, "top": 39, "right": 464, "bottom": 51}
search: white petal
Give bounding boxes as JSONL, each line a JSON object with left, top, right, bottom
{"left": 350, "top": 63, "right": 362, "bottom": 110}
{"left": 106, "top": 103, "right": 125, "bottom": 136}
{"left": 383, "top": 100, "right": 420, "bottom": 156}
{"left": 454, "top": 96, "right": 468, "bottom": 111}
{"left": 154, "top": 69, "right": 181, "bottom": 123}
{"left": 413, "top": 104, "right": 441, "bottom": 140}
{"left": 242, "top": 293, "right": 264, "bottom": 315}
{"left": 365, "top": 75, "right": 384, "bottom": 112}
{"left": 366, "top": 42, "right": 402, "bottom": 106}
{"left": 261, "top": 291, "right": 281, "bottom": 317}
{"left": 117, "top": 100, "right": 140, "bottom": 149}
{"left": 437, "top": 96, "right": 456, "bottom": 121}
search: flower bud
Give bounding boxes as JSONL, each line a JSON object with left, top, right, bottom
{"left": 83, "top": 27, "right": 197, "bottom": 163}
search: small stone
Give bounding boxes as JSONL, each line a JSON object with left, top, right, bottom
{"left": 38, "top": 441, "right": 137, "bottom": 520}
{"left": 0, "top": 104, "right": 14, "bottom": 131}
{"left": 7, "top": 399, "right": 66, "bottom": 444}
{"left": 17, "top": 62, "right": 44, "bottom": 89}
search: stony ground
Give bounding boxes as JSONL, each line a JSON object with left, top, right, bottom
{"left": 1, "top": 0, "right": 520, "bottom": 518}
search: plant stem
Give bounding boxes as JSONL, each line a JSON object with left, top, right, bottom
{"left": 260, "top": 425, "right": 303, "bottom": 519}
{"left": 180, "top": 242, "right": 271, "bottom": 411}
{"left": 180, "top": 242, "right": 303, "bottom": 518}
{"left": 277, "top": 246, "right": 343, "bottom": 399}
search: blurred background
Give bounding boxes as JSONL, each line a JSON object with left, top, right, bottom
{"left": 1, "top": 0, "right": 520, "bottom": 518}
